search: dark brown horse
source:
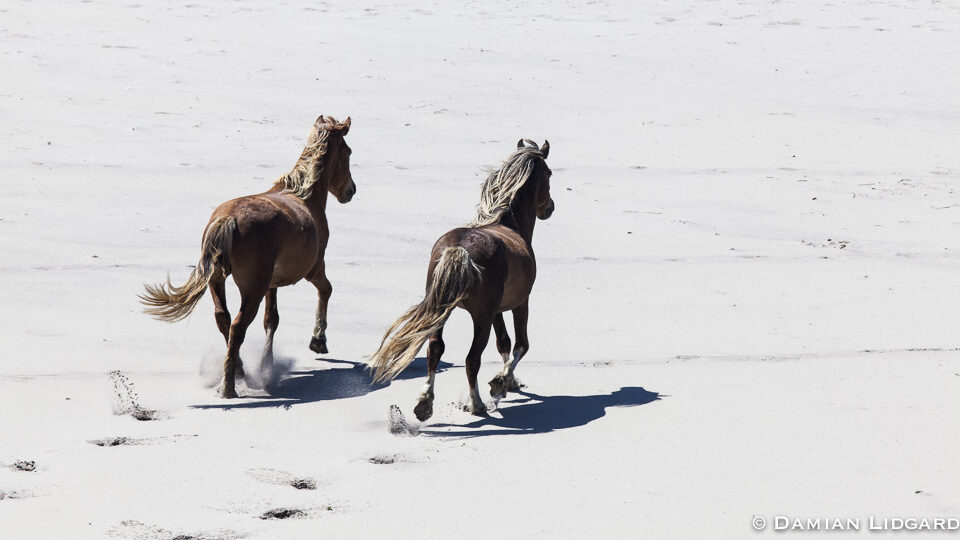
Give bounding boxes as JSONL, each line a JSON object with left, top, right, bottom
{"left": 140, "top": 115, "right": 356, "bottom": 398}
{"left": 369, "top": 139, "right": 554, "bottom": 420}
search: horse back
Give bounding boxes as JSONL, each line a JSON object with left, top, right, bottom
{"left": 210, "top": 192, "right": 322, "bottom": 288}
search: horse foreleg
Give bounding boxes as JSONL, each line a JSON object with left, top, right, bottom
{"left": 491, "top": 302, "right": 528, "bottom": 395}
{"left": 463, "top": 313, "right": 493, "bottom": 415}
{"left": 414, "top": 326, "right": 445, "bottom": 422}
{"left": 507, "top": 302, "right": 529, "bottom": 389}
{"left": 222, "top": 290, "right": 265, "bottom": 398}
{"left": 308, "top": 265, "right": 332, "bottom": 354}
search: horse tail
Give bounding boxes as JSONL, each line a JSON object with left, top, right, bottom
{"left": 140, "top": 216, "right": 237, "bottom": 322}
{"left": 369, "top": 246, "right": 480, "bottom": 382}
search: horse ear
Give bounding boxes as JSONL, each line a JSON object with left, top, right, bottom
{"left": 517, "top": 139, "right": 525, "bottom": 149}
{"left": 315, "top": 115, "right": 325, "bottom": 127}
{"left": 338, "top": 116, "right": 351, "bottom": 136}
{"left": 540, "top": 140, "right": 550, "bottom": 159}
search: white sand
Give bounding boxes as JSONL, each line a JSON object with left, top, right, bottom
{"left": 2, "top": 1, "right": 959, "bottom": 538}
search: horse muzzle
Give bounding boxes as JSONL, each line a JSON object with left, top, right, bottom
{"left": 338, "top": 183, "right": 357, "bottom": 203}
{"left": 537, "top": 200, "right": 555, "bottom": 219}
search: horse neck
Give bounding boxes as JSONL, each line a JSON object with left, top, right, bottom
{"left": 285, "top": 158, "right": 330, "bottom": 219}
{"left": 304, "top": 172, "right": 329, "bottom": 218}
{"left": 302, "top": 133, "right": 333, "bottom": 217}
{"left": 503, "top": 182, "right": 538, "bottom": 244}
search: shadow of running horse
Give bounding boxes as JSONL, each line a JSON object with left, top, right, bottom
{"left": 192, "top": 357, "right": 453, "bottom": 410}
{"left": 420, "top": 386, "right": 662, "bottom": 437}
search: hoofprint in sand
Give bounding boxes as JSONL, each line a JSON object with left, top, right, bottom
{"left": 1, "top": 1, "right": 959, "bottom": 539}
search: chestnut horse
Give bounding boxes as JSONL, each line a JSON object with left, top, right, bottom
{"left": 369, "top": 139, "right": 554, "bottom": 420}
{"left": 140, "top": 116, "right": 356, "bottom": 398}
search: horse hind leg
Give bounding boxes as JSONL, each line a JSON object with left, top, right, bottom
{"left": 210, "top": 276, "right": 243, "bottom": 379}
{"left": 221, "top": 287, "right": 267, "bottom": 398}
{"left": 488, "top": 313, "right": 513, "bottom": 399}
{"left": 414, "top": 326, "right": 445, "bottom": 422}
{"left": 463, "top": 312, "right": 493, "bottom": 416}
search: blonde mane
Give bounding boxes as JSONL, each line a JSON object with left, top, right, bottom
{"left": 469, "top": 141, "right": 545, "bottom": 227}
{"left": 274, "top": 121, "right": 333, "bottom": 199}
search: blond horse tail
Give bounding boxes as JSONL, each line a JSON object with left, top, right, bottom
{"left": 369, "top": 246, "right": 480, "bottom": 382}
{"left": 140, "top": 217, "right": 237, "bottom": 322}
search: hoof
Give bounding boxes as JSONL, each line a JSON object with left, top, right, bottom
{"left": 221, "top": 387, "right": 239, "bottom": 399}
{"left": 260, "top": 368, "right": 279, "bottom": 391}
{"left": 489, "top": 375, "right": 508, "bottom": 399}
{"left": 413, "top": 400, "right": 433, "bottom": 422}
{"left": 489, "top": 374, "right": 522, "bottom": 397}
{"left": 309, "top": 336, "right": 328, "bottom": 354}
{"left": 461, "top": 400, "right": 487, "bottom": 416}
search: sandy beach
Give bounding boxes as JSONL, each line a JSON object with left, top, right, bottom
{"left": 2, "top": 1, "right": 959, "bottom": 538}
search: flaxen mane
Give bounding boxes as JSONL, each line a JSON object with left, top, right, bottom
{"left": 469, "top": 140, "right": 544, "bottom": 227}
{"left": 274, "top": 118, "right": 335, "bottom": 199}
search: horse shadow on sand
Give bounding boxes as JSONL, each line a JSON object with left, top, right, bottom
{"left": 419, "top": 386, "right": 662, "bottom": 438}
{"left": 192, "top": 357, "right": 452, "bottom": 410}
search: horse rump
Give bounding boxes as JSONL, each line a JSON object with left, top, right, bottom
{"left": 368, "top": 246, "right": 479, "bottom": 382}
